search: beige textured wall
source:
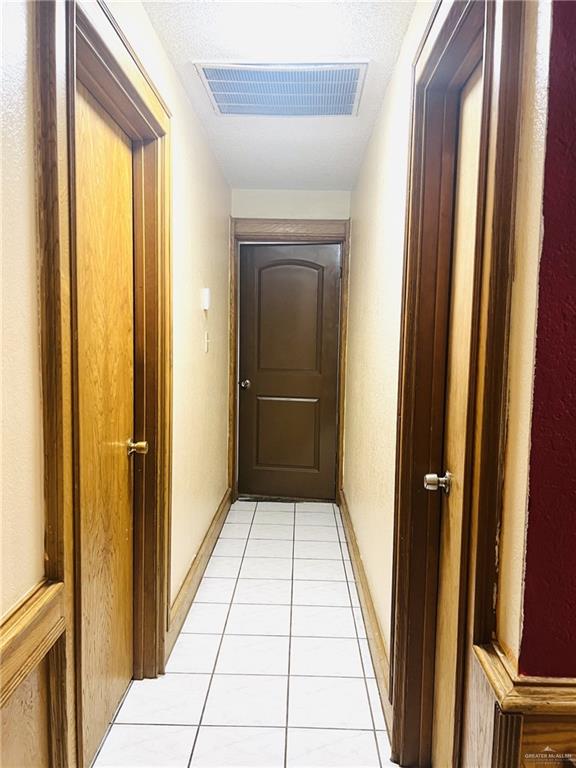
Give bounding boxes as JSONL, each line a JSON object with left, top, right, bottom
{"left": 231, "top": 189, "right": 351, "bottom": 219}
{"left": 86, "top": 1, "right": 232, "bottom": 603}
{"left": 1, "top": 1, "right": 46, "bottom": 617}
{"left": 497, "top": 0, "right": 551, "bottom": 666}
{"left": 343, "top": 2, "right": 435, "bottom": 657}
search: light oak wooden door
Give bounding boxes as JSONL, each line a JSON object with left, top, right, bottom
{"left": 75, "top": 82, "right": 135, "bottom": 765}
{"left": 431, "top": 63, "right": 484, "bottom": 767}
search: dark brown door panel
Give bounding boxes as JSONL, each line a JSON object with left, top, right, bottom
{"left": 256, "top": 396, "right": 320, "bottom": 470}
{"left": 239, "top": 244, "right": 340, "bottom": 499}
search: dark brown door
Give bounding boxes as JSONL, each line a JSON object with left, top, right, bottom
{"left": 239, "top": 244, "right": 340, "bottom": 500}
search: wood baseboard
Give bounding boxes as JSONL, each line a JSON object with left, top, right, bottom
{"left": 339, "top": 489, "right": 393, "bottom": 732}
{"left": 164, "top": 488, "right": 232, "bottom": 662}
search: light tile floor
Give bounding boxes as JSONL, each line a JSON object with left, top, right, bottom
{"left": 94, "top": 501, "right": 394, "bottom": 767}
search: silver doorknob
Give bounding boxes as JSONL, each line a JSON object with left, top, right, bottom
{"left": 127, "top": 439, "right": 148, "bottom": 456}
{"left": 240, "top": 379, "right": 251, "bottom": 390}
{"left": 424, "top": 471, "right": 452, "bottom": 495}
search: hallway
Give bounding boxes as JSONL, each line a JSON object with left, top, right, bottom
{"left": 94, "top": 501, "right": 391, "bottom": 767}
{"left": 3, "top": 1, "right": 576, "bottom": 766}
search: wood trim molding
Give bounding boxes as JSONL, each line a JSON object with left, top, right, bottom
{"left": 391, "top": 2, "right": 525, "bottom": 763}
{"left": 76, "top": 2, "right": 169, "bottom": 135}
{"left": 392, "top": 5, "right": 487, "bottom": 762}
{"left": 47, "top": 634, "right": 69, "bottom": 768}
{"left": 35, "top": 0, "right": 69, "bottom": 592}
{"left": 33, "top": 2, "right": 76, "bottom": 760}
{"left": 0, "top": 582, "right": 65, "bottom": 707}
{"left": 232, "top": 218, "right": 349, "bottom": 242}
{"left": 491, "top": 704, "right": 523, "bottom": 768}
{"left": 388, "top": 0, "right": 443, "bottom": 700}
{"left": 33, "top": 1, "right": 172, "bottom": 761}
{"left": 475, "top": 644, "right": 576, "bottom": 715}
{"left": 469, "top": 0, "right": 525, "bottom": 646}
{"left": 336, "top": 223, "right": 350, "bottom": 498}
{"left": 229, "top": 218, "right": 350, "bottom": 501}
{"left": 95, "top": 0, "right": 171, "bottom": 119}
{"left": 165, "top": 489, "right": 232, "bottom": 661}
{"left": 497, "top": 644, "right": 576, "bottom": 689}
{"left": 228, "top": 218, "right": 238, "bottom": 496}
{"left": 339, "top": 490, "right": 392, "bottom": 731}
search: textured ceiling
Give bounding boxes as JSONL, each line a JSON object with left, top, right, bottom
{"left": 143, "top": 1, "right": 417, "bottom": 190}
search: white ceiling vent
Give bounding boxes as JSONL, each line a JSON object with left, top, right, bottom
{"left": 196, "top": 63, "right": 368, "bottom": 117}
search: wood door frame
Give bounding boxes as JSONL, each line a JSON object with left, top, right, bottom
{"left": 228, "top": 218, "right": 350, "bottom": 502}
{"left": 36, "top": 1, "right": 172, "bottom": 761}
{"left": 390, "top": 1, "right": 524, "bottom": 765}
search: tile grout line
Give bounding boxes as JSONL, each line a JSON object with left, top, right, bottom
{"left": 194, "top": 601, "right": 356, "bottom": 609}
{"left": 288, "top": 503, "right": 362, "bottom": 760}
{"left": 334, "top": 501, "right": 384, "bottom": 768}
{"left": 179, "top": 632, "right": 359, "bottom": 640}
{"left": 110, "top": 721, "right": 380, "bottom": 732}
{"left": 158, "top": 671, "right": 374, "bottom": 679}
{"left": 283, "top": 501, "right": 296, "bottom": 768}
{"left": 220, "top": 536, "right": 342, "bottom": 542}
{"left": 200, "top": 576, "right": 352, "bottom": 582}
{"left": 100, "top": 502, "right": 379, "bottom": 766}
{"left": 186, "top": 500, "right": 259, "bottom": 768}
{"left": 211, "top": 554, "right": 343, "bottom": 560}
{"left": 227, "top": 522, "right": 338, "bottom": 527}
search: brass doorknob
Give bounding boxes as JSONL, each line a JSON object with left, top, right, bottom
{"left": 127, "top": 439, "right": 148, "bottom": 456}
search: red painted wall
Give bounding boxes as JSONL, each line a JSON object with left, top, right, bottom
{"left": 519, "top": 0, "right": 576, "bottom": 677}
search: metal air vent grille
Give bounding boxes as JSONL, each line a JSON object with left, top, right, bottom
{"left": 196, "top": 63, "right": 367, "bottom": 116}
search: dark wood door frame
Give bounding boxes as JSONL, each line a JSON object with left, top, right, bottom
{"left": 229, "top": 218, "right": 350, "bottom": 503}
{"left": 390, "top": 1, "right": 524, "bottom": 765}
{"left": 37, "top": 1, "right": 172, "bottom": 762}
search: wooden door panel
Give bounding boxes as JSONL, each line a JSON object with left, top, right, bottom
{"left": 432, "top": 63, "right": 484, "bottom": 767}
{"left": 256, "top": 396, "right": 319, "bottom": 470}
{"left": 239, "top": 244, "right": 340, "bottom": 500}
{"left": 75, "top": 82, "right": 135, "bottom": 764}
{"left": 258, "top": 263, "right": 322, "bottom": 372}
